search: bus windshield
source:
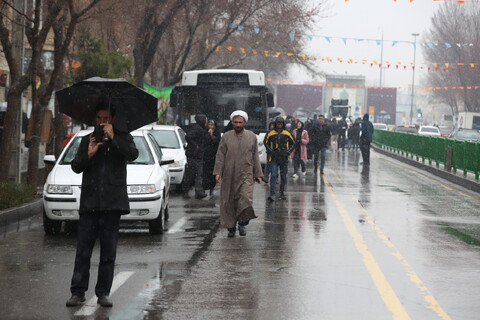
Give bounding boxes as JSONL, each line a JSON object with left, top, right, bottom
{"left": 181, "top": 86, "right": 266, "bottom": 132}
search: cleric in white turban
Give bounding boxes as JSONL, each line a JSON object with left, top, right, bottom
{"left": 214, "top": 109, "right": 262, "bottom": 238}
{"left": 230, "top": 110, "right": 248, "bottom": 122}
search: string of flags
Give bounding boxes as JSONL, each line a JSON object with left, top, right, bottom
{"left": 266, "top": 78, "right": 479, "bottom": 91}
{"left": 228, "top": 24, "right": 477, "bottom": 49}
{"left": 209, "top": 45, "right": 480, "bottom": 72}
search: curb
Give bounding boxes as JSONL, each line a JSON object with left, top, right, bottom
{"left": 372, "top": 145, "right": 480, "bottom": 194}
{"left": 0, "top": 198, "right": 43, "bottom": 226}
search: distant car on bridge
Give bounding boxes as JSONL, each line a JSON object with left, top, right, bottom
{"left": 448, "top": 128, "right": 480, "bottom": 142}
{"left": 373, "top": 123, "right": 388, "bottom": 131}
{"left": 395, "top": 125, "right": 417, "bottom": 134}
{"left": 418, "top": 126, "right": 441, "bottom": 137}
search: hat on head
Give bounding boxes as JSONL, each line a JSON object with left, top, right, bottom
{"left": 230, "top": 110, "right": 248, "bottom": 122}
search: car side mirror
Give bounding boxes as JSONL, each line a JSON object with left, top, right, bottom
{"left": 44, "top": 155, "right": 56, "bottom": 165}
{"left": 267, "top": 92, "right": 274, "bottom": 108}
{"left": 160, "top": 159, "right": 174, "bottom": 166}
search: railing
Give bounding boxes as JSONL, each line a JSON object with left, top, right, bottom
{"left": 373, "top": 130, "right": 480, "bottom": 180}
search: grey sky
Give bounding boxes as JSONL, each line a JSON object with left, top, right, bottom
{"left": 296, "top": 0, "right": 450, "bottom": 87}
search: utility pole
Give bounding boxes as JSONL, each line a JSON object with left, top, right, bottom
{"left": 410, "top": 33, "right": 419, "bottom": 125}
{"left": 10, "top": 0, "right": 26, "bottom": 182}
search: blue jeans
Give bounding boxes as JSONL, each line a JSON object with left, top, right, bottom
{"left": 313, "top": 147, "right": 327, "bottom": 172}
{"left": 269, "top": 161, "right": 288, "bottom": 197}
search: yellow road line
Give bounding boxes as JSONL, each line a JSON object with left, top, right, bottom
{"left": 329, "top": 170, "right": 452, "bottom": 320}
{"left": 323, "top": 175, "right": 411, "bottom": 320}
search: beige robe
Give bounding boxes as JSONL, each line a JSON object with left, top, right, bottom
{"left": 213, "top": 130, "right": 263, "bottom": 228}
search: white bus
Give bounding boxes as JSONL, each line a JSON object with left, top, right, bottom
{"left": 169, "top": 69, "right": 274, "bottom": 134}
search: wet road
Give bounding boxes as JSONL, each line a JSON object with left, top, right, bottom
{"left": 1, "top": 149, "right": 479, "bottom": 319}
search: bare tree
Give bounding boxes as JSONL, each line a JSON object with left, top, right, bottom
{"left": 0, "top": 0, "right": 101, "bottom": 185}
{"left": 423, "top": 2, "right": 480, "bottom": 115}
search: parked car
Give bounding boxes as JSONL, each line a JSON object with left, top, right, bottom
{"left": 395, "top": 125, "right": 418, "bottom": 134}
{"left": 448, "top": 128, "right": 480, "bottom": 142}
{"left": 42, "top": 129, "right": 173, "bottom": 235}
{"left": 417, "top": 125, "right": 441, "bottom": 137}
{"left": 373, "top": 123, "right": 388, "bottom": 131}
{"left": 438, "top": 126, "right": 453, "bottom": 137}
{"left": 142, "top": 125, "right": 187, "bottom": 191}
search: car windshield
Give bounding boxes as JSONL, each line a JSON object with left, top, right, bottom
{"left": 59, "top": 135, "right": 154, "bottom": 165}
{"left": 421, "top": 127, "right": 439, "bottom": 133}
{"left": 374, "top": 124, "right": 387, "bottom": 130}
{"left": 455, "top": 130, "right": 480, "bottom": 140}
{"left": 149, "top": 130, "right": 180, "bottom": 149}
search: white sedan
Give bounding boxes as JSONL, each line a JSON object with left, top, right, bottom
{"left": 418, "top": 125, "right": 441, "bottom": 137}
{"left": 42, "top": 129, "right": 172, "bottom": 235}
{"left": 141, "top": 125, "right": 187, "bottom": 191}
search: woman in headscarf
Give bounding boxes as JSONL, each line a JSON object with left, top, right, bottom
{"left": 291, "top": 120, "right": 309, "bottom": 178}
{"left": 203, "top": 120, "right": 221, "bottom": 195}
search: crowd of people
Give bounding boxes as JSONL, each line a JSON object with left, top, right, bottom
{"left": 180, "top": 111, "right": 374, "bottom": 238}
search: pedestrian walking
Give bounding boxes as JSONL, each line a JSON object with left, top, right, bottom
{"left": 213, "top": 110, "right": 263, "bottom": 238}
{"left": 360, "top": 114, "right": 374, "bottom": 165}
{"left": 309, "top": 115, "right": 331, "bottom": 174}
{"left": 291, "top": 121, "right": 309, "bottom": 178}
{"left": 264, "top": 117, "right": 295, "bottom": 201}
{"left": 203, "top": 120, "right": 221, "bottom": 195}
{"left": 66, "top": 105, "right": 139, "bottom": 308}
{"left": 262, "top": 121, "right": 276, "bottom": 183}
{"left": 183, "top": 114, "right": 210, "bottom": 199}
{"left": 330, "top": 118, "right": 339, "bottom": 150}
{"left": 338, "top": 116, "right": 348, "bottom": 151}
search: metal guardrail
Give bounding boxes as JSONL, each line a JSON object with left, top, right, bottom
{"left": 373, "top": 130, "right": 480, "bottom": 180}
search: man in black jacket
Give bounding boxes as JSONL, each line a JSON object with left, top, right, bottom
{"left": 309, "top": 115, "right": 331, "bottom": 174}
{"left": 183, "top": 114, "right": 210, "bottom": 199}
{"left": 66, "top": 106, "right": 138, "bottom": 308}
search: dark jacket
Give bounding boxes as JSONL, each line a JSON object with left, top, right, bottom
{"left": 309, "top": 122, "right": 331, "bottom": 148}
{"left": 185, "top": 114, "right": 209, "bottom": 159}
{"left": 263, "top": 117, "right": 295, "bottom": 163}
{"left": 330, "top": 120, "right": 339, "bottom": 135}
{"left": 360, "top": 114, "right": 374, "bottom": 143}
{"left": 72, "top": 131, "right": 138, "bottom": 215}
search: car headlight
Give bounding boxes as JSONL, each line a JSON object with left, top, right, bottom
{"left": 127, "top": 184, "right": 156, "bottom": 194}
{"left": 46, "top": 185, "right": 73, "bottom": 194}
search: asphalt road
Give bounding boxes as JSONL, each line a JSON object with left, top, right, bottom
{"left": 1, "top": 149, "right": 479, "bottom": 320}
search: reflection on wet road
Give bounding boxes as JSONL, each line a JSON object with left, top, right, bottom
{"left": 1, "top": 149, "right": 479, "bottom": 320}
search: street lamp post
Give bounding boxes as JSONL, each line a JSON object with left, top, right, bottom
{"left": 410, "top": 33, "right": 419, "bottom": 125}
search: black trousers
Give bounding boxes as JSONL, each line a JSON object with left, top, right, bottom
{"left": 183, "top": 158, "right": 204, "bottom": 194}
{"left": 360, "top": 141, "right": 371, "bottom": 164}
{"left": 70, "top": 211, "right": 121, "bottom": 298}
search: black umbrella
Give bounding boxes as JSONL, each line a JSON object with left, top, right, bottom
{"left": 55, "top": 77, "right": 158, "bottom": 132}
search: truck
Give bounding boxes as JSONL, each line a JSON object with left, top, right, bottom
{"left": 457, "top": 112, "right": 480, "bottom": 130}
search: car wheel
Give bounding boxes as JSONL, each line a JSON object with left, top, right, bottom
{"left": 148, "top": 206, "right": 164, "bottom": 235}
{"left": 43, "top": 209, "right": 62, "bottom": 235}
{"left": 174, "top": 183, "right": 183, "bottom": 194}
{"left": 164, "top": 204, "right": 169, "bottom": 221}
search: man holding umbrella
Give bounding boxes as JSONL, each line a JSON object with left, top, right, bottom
{"left": 66, "top": 105, "right": 138, "bottom": 307}
{"left": 56, "top": 78, "right": 157, "bottom": 308}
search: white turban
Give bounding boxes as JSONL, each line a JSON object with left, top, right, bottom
{"left": 230, "top": 110, "right": 248, "bottom": 122}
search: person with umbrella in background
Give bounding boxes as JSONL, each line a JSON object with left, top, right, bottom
{"left": 56, "top": 77, "right": 157, "bottom": 308}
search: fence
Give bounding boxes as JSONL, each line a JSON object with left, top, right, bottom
{"left": 373, "top": 130, "right": 480, "bottom": 180}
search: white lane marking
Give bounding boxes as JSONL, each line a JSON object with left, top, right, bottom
{"left": 74, "top": 271, "right": 135, "bottom": 316}
{"left": 167, "top": 216, "right": 187, "bottom": 234}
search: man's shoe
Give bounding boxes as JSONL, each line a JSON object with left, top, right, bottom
{"left": 267, "top": 196, "right": 275, "bottom": 202}
{"left": 195, "top": 192, "right": 207, "bottom": 199}
{"left": 227, "top": 228, "right": 236, "bottom": 237}
{"left": 302, "top": 171, "right": 306, "bottom": 176}
{"left": 66, "top": 295, "right": 85, "bottom": 307}
{"left": 238, "top": 225, "right": 246, "bottom": 236}
{"left": 279, "top": 193, "right": 287, "bottom": 200}
{"left": 292, "top": 174, "right": 298, "bottom": 178}
{"left": 182, "top": 192, "right": 191, "bottom": 199}
{"left": 97, "top": 296, "right": 113, "bottom": 307}
{"left": 320, "top": 171, "right": 324, "bottom": 175}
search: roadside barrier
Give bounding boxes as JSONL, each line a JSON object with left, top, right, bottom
{"left": 373, "top": 130, "right": 480, "bottom": 180}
